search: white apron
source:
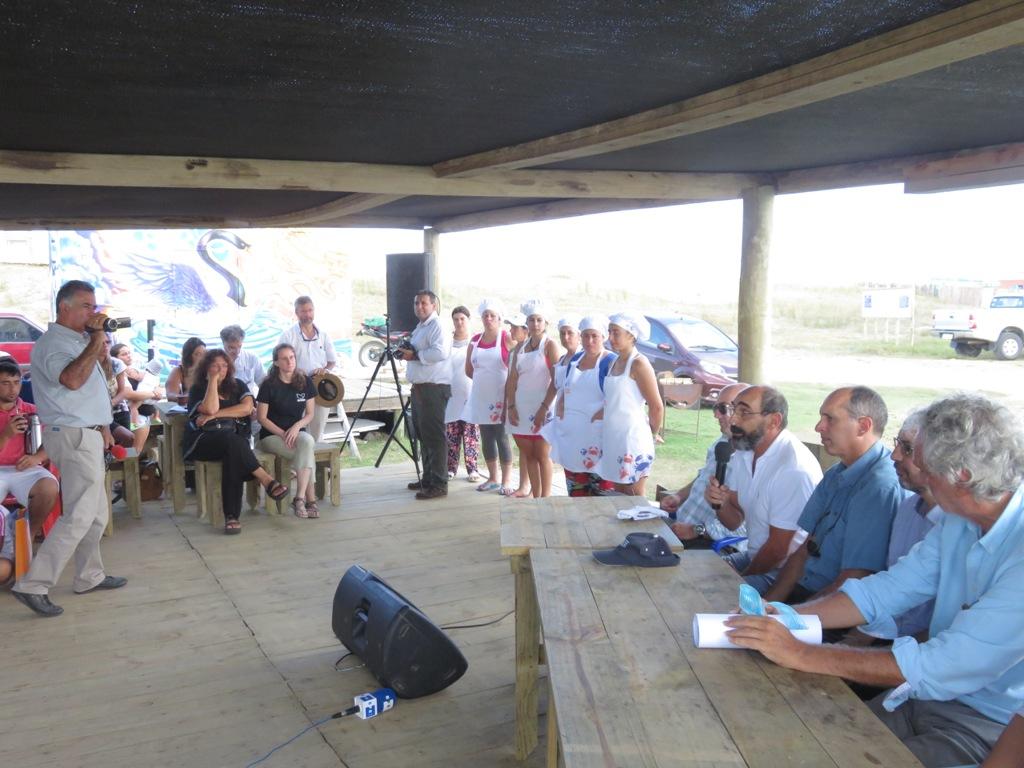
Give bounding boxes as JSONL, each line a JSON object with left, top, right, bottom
{"left": 464, "top": 334, "right": 507, "bottom": 425}
{"left": 598, "top": 348, "right": 655, "bottom": 484}
{"left": 509, "top": 338, "right": 552, "bottom": 437}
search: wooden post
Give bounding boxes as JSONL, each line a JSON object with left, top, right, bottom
{"left": 423, "top": 226, "right": 441, "bottom": 304}
{"left": 738, "top": 185, "right": 774, "bottom": 384}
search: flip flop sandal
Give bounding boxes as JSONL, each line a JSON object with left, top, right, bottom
{"left": 306, "top": 500, "right": 319, "bottom": 519}
{"left": 499, "top": 486, "right": 516, "bottom": 497}
{"left": 292, "top": 498, "right": 308, "bottom": 518}
{"left": 267, "top": 481, "right": 289, "bottom": 501}
{"left": 476, "top": 481, "right": 501, "bottom": 492}
{"left": 224, "top": 520, "right": 242, "bottom": 535}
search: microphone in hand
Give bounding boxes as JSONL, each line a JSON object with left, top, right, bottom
{"left": 711, "top": 442, "right": 734, "bottom": 511}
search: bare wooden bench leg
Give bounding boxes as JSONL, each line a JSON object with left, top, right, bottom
{"left": 329, "top": 446, "right": 341, "bottom": 506}
{"left": 272, "top": 456, "right": 292, "bottom": 513}
{"left": 103, "top": 468, "right": 118, "bottom": 537}
{"left": 195, "top": 461, "right": 225, "bottom": 529}
{"left": 546, "top": 679, "right": 559, "bottom": 768}
{"left": 123, "top": 455, "right": 142, "bottom": 519}
{"left": 513, "top": 553, "right": 540, "bottom": 760}
{"left": 248, "top": 451, "right": 275, "bottom": 511}
{"left": 313, "top": 443, "right": 341, "bottom": 507}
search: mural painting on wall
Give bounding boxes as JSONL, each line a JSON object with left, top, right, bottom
{"left": 49, "top": 229, "right": 352, "bottom": 376}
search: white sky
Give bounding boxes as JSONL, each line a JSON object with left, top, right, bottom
{"left": 337, "top": 182, "right": 1024, "bottom": 303}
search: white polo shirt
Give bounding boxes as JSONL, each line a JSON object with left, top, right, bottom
{"left": 278, "top": 323, "right": 336, "bottom": 376}
{"left": 30, "top": 322, "right": 112, "bottom": 428}
{"left": 406, "top": 312, "right": 451, "bottom": 385}
{"left": 730, "top": 429, "right": 822, "bottom": 558}
{"left": 233, "top": 349, "right": 266, "bottom": 394}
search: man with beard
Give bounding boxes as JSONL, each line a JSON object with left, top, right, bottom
{"left": 705, "top": 385, "right": 823, "bottom": 594}
{"left": 661, "top": 381, "right": 749, "bottom": 544}
{"left": 763, "top": 386, "right": 904, "bottom": 604}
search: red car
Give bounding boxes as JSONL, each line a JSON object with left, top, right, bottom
{"left": 0, "top": 312, "right": 45, "bottom": 368}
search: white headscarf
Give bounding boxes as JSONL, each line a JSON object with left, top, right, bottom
{"left": 579, "top": 315, "right": 610, "bottom": 337}
{"left": 608, "top": 311, "right": 650, "bottom": 342}
{"left": 477, "top": 298, "right": 505, "bottom": 319}
{"left": 557, "top": 315, "right": 581, "bottom": 332}
{"left": 505, "top": 312, "right": 528, "bottom": 328}
{"left": 520, "top": 299, "right": 549, "bottom": 322}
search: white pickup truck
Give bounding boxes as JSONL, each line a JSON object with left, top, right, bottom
{"left": 933, "top": 294, "right": 1024, "bottom": 360}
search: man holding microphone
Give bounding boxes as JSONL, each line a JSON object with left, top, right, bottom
{"left": 12, "top": 280, "right": 126, "bottom": 617}
{"left": 398, "top": 290, "right": 451, "bottom": 500}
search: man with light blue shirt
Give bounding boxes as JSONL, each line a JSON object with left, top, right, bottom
{"left": 725, "top": 393, "right": 1024, "bottom": 767}
{"left": 12, "top": 281, "right": 127, "bottom": 617}
{"left": 763, "top": 386, "right": 904, "bottom": 604}
{"left": 399, "top": 290, "right": 451, "bottom": 500}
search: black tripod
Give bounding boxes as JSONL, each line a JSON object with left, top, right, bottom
{"left": 343, "top": 315, "right": 421, "bottom": 476}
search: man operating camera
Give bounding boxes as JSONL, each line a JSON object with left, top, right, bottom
{"left": 396, "top": 290, "right": 451, "bottom": 500}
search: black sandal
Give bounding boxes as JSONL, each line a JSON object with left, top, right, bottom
{"left": 224, "top": 519, "right": 241, "bottom": 535}
{"left": 267, "top": 481, "right": 288, "bottom": 501}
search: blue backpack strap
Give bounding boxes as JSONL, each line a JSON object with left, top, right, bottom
{"left": 598, "top": 352, "right": 617, "bottom": 392}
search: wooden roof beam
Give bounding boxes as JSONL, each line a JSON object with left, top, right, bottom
{"left": 246, "top": 193, "right": 406, "bottom": 227}
{"left": 0, "top": 150, "right": 758, "bottom": 201}
{"left": 431, "top": 198, "right": 692, "bottom": 233}
{"left": 434, "top": 0, "right": 1024, "bottom": 176}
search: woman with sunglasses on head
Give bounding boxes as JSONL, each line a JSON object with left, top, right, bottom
{"left": 256, "top": 343, "right": 319, "bottom": 518}
{"left": 549, "top": 315, "right": 618, "bottom": 496}
{"left": 445, "top": 305, "right": 481, "bottom": 482}
{"left": 597, "top": 312, "right": 664, "bottom": 497}
{"left": 506, "top": 300, "right": 559, "bottom": 498}
{"left": 464, "top": 299, "right": 516, "bottom": 494}
{"left": 184, "top": 349, "right": 288, "bottom": 534}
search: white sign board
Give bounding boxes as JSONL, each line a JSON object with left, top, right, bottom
{"left": 862, "top": 289, "right": 913, "bottom": 319}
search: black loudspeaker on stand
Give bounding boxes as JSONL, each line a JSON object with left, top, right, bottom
{"left": 332, "top": 565, "right": 469, "bottom": 699}
{"left": 385, "top": 253, "right": 431, "bottom": 333}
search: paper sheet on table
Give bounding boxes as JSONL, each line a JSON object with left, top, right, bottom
{"left": 693, "top": 613, "right": 823, "bottom": 649}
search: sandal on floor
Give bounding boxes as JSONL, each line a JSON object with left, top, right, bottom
{"left": 267, "top": 481, "right": 289, "bottom": 501}
{"left": 292, "top": 498, "right": 308, "bottom": 518}
{"left": 306, "top": 500, "right": 319, "bottom": 518}
{"left": 224, "top": 520, "right": 241, "bottom": 535}
{"left": 476, "top": 481, "right": 500, "bottom": 492}
{"left": 499, "top": 486, "right": 516, "bottom": 497}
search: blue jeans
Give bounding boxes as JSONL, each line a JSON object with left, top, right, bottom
{"left": 722, "top": 550, "right": 779, "bottom": 596}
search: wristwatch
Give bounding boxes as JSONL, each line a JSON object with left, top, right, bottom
{"left": 693, "top": 523, "right": 707, "bottom": 538}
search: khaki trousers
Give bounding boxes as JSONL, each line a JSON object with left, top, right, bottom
{"left": 309, "top": 404, "right": 330, "bottom": 442}
{"left": 15, "top": 426, "right": 108, "bottom": 595}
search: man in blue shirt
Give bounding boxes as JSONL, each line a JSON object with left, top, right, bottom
{"left": 725, "top": 393, "right": 1024, "bottom": 767}
{"left": 763, "top": 386, "right": 904, "bottom": 604}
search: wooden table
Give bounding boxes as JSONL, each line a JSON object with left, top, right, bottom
{"left": 532, "top": 548, "right": 922, "bottom": 768}
{"left": 500, "top": 495, "right": 683, "bottom": 760}
{"left": 155, "top": 401, "right": 189, "bottom": 514}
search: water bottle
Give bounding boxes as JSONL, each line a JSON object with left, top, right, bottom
{"left": 25, "top": 414, "right": 42, "bottom": 455}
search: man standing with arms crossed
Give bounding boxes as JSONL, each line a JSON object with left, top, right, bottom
{"left": 12, "top": 280, "right": 127, "bottom": 617}
{"left": 399, "top": 290, "right": 452, "bottom": 500}
{"left": 279, "top": 296, "right": 337, "bottom": 441}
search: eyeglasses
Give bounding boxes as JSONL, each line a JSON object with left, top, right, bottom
{"left": 732, "top": 406, "right": 766, "bottom": 420}
{"left": 713, "top": 403, "right": 734, "bottom": 416}
{"left": 893, "top": 437, "right": 914, "bottom": 456}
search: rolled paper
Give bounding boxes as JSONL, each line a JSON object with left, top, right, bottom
{"left": 692, "top": 613, "right": 823, "bottom": 649}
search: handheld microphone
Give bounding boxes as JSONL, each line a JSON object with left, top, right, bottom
{"left": 711, "top": 442, "right": 734, "bottom": 511}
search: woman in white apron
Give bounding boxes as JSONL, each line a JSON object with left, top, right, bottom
{"left": 550, "top": 315, "right": 618, "bottom": 496}
{"left": 464, "top": 298, "right": 516, "bottom": 493}
{"left": 445, "top": 305, "right": 480, "bottom": 481}
{"left": 598, "top": 312, "right": 664, "bottom": 497}
{"left": 534, "top": 315, "right": 581, "bottom": 467}
{"left": 506, "top": 300, "right": 559, "bottom": 498}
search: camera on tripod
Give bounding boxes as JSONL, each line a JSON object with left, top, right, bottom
{"left": 385, "top": 338, "right": 413, "bottom": 360}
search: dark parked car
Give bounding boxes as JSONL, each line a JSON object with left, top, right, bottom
{"left": 637, "top": 314, "right": 738, "bottom": 402}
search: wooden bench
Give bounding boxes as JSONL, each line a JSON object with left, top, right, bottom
{"left": 103, "top": 448, "right": 141, "bottom": 537}
{"left": 532, "top": 548, "right": 923, "bottom": 767}
{"left": 270, "top": 442, "right": 341, "bottom": 510}
{"left": 195, "top": 451, "right": 279, "bottom": 529}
